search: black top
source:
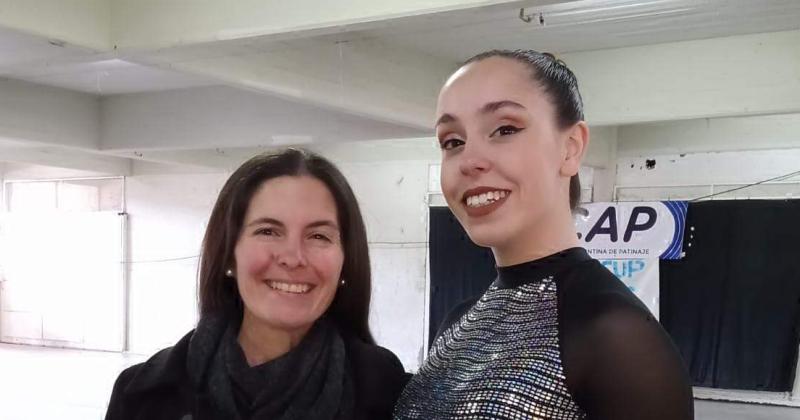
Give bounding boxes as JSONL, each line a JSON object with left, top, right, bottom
{"left": 395, "top": 247, "right": 694, "bottom": 420}
{"left": 106, "top": 325, "right": 408, "bottom": 420}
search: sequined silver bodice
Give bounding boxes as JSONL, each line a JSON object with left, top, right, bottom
{"left": 394, "top": 276, "right": 586, "bottom": 419}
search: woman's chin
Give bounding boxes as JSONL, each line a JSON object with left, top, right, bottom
{"left": 464, "top": 225, "right": 510, "bottom": 250}
{"left": 250, "top": 309, "right": 319, "bottom": 333}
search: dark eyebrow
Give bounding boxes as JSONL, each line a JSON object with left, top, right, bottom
{"left": 481, "top": 100, "right": 526, "bottom": 114}
{"left": 246, "top": 217, "right": 283, "bottom": 228}
{"left": 246, "top": 217, "right": 339, "bottom": 230}
{"left": 435, "top": 100, "right": 526, "bottom": 128}
{"left": 307, "top": 220, "right": 339, "bottom": 230}
{"left": 435, "top": 113, "right": 457, "bottom": 127}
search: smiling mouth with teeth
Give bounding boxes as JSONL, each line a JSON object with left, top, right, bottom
{"left": 465, "top": 190, "right": 508, "bottom": 208}
{"left": 267, "top": 281, "right": 313, "bottom": 294}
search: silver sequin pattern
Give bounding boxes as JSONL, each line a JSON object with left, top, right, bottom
{"left": 394, "top": 276, "right": 586, "bottom": 420}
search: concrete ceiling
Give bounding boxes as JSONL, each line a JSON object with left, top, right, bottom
{"left": 343, "top": 0, "right": 800, "bottom": 59}
{"left": 0, "top": 26, "right": 215, "bottom": 94}
{"left": 0, "top": 26, "right": 91, "bottom": 69}
{"left": 7, "top": 58, "right": 216, "bottom": 95}
{"left": 0, "top": 0, "right": 799, "bottom": 175}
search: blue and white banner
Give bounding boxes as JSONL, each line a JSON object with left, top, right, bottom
{"left": 575, "top": 201, "right": 688, "bottom": 260}
{"left": 575, "top": 201, "right": 688, "bottom": 318}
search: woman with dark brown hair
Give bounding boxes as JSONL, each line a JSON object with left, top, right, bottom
{"left": 106, "top": 149, "right": 407, "bottom": 420}
{"left": 394, "top": 50, "right": 693, "bottom": 419}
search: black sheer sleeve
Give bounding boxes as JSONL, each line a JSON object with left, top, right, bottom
{"left": 560, "top": 263, "right": 694, "bottom": 420}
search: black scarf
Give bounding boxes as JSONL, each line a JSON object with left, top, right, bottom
{"left": 186, "top": 311, "right": 354, "bottom": 420}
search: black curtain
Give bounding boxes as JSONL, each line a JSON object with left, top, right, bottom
{"left": 428, "top": 207, "right": 496, "bottom": 347}
{"left": 660, "top": 200, "right": 800, "bottom": 392}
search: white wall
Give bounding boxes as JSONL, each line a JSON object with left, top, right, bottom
{"left": 616, "top": 113, "right": 800, "bottom": 201}
{"left": 586, "top": 126, "right": 619, "bottom": 201}
{"left": 0, "top": 161, "right": 223, "bottom": 355}
{"left": 124, "top": 164, "right": 227, "bottom": 354}
{"left": 0, "top": 164, "right": 125, "bottom": 350}
{"left": 0, "top": 162, "right": 4, "bottom": 284}
{"left": 337, "top": 158, "right": 434, "bottom": 371}
{"left": 622, "top": 148, "right": 800, "bottom": 188}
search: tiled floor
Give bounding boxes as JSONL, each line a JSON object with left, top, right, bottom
{"left": 1, "top": 342, "right": 799, "bottom": 419}
{"left": 0, "top": 343, "right": 146, "bottom": 420}
{"left": 695, "top": 399, "right": 800, "bottom": 420}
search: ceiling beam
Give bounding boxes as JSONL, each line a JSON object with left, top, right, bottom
{"left": 0, "top": 146, "right": 131, "bottom": 176}
{"left": 618, "top": 113, "right": 800, "bottom": 157}
{"left": 110, "top": 0, "right": 544, "bottom": 50}
{"left": 99, "top": 85, "right": 429, "bottom": 152}
{"left": 0, "top": 78, "right": 100, "bottom": 149}
{"left": 0, "top": 0, "right": 111, "bottom": 51}
{"left": 567, "top": 30, "right": 800, "bottom": 126}
{"left": 131, "top": 37, "right": 453, "bottom": 130}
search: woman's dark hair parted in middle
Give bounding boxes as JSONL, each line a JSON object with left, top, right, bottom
{"left": 463, "top": 49, "right": 585, "bottom": 210}
{"left": 197, "top": 148, "right": 375, "bottom": 345}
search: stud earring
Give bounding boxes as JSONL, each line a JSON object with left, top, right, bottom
{"left": 225, "top": 269, "right": 234, "bottom": 278}
{"left": 340, "top": 278, "right": 346, "bottom": 287}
